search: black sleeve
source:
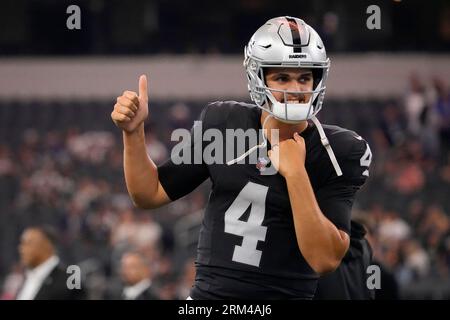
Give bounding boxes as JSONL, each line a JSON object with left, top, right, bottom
{"left": 157, "top": 104, "right": 211, "bottom": 201}
{"left": 316, "top": 137, "right": 371, "bottom": 234}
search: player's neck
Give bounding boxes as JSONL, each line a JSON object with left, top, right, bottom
{"left": 261, "top": 112, "right": 308, "bottom": 143}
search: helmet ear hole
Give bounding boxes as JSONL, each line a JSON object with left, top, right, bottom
{"left": 312, "top": 69, "right": 323, "bottom": 90}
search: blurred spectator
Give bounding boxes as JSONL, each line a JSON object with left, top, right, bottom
{"left": 320, "top": 12, "right": 340, "bottom": 52}
{"left": 168, "top": 102, "right": 191, "bottom": 132}
{"left": 119, "top": 252, "right": 159, "bottom": 300}
{"left": 145, "top": 132, "right": 168, "bottom": 165}
{"left": 402, "top": 240, "right": 430, "bottom": 279}
{"left": 432, "top": 77, "right": 450, "bottom": 151}
{"left": 404, "top": 73, "right": 427, "bottom": 137}
{"left": 110, "top": 209, "right": 140, "bottom": 249}
{"left": 67, "top": 131, "right": 115, "bottom": 165}
{"left": 153, "top": 255, "right": 177, "bottom": 300}
{"left": 378, "top": 211, "right": 411, "bottom": 242}
{"left": 134, "top": 213, "right": 162, "bottom": 250}
{"left": 392, "top": 160, "right": 425, "bottom": 195}
{"left": 403, "top": 73, "right": 440, "bottom": 158}
{"left": 15, "top": 226, "right": 85, "bottom": 300}
{"left": 380, "top": 104, "right": 406, "bottom": 146}
{"left": 0, "top": 145, "right": 15, "bottom": 176}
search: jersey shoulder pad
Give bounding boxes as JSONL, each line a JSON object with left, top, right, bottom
{"left": 202, "top": 101, "right": 259, "bottom": 129}
{"left": 323, "top": 125, "right": 372, "bottom": 184}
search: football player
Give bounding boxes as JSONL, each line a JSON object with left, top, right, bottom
{"left": 111, "top": 16, "right": 372, "bottom": 299}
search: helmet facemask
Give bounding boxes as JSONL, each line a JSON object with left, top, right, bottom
{"left": 244, "top": 49, "right": 329, "bottom": 124}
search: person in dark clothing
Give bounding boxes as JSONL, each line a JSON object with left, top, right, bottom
{"left": 314, "top": 220, "right": 375, "bottom": 300}
{"left": 16, "top": 225, "right": 86, "bottom": 300}
{"left": 120, "top": 252, "right": 159, "bottom": 300}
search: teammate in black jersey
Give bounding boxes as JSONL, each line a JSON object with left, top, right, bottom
{"left": 111, "top": 16, "right": 373, "bottom": 299}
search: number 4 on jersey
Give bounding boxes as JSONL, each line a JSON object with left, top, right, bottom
{"left": 355, "top": 135, "right": 372, "bottom": 177}
{"left": 360, "top": 143, "right": 372, "bottom": 176}
{"left": 224, "top": 182, "right": 268, "bottom": 267}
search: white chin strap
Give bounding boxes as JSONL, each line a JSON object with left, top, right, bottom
{"left": 310, "top": 116, "right": 342, "bottom": 176}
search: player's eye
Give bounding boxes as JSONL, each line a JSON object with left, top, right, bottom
{"left": 274, "top": 75, "right": 289, "bottom": 82}
{"left": 299, "top": 75, "right": 312, "bottom": 83}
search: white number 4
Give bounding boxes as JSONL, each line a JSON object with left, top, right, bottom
{"left": 360, "top": 143, "right": 372, "bottom": 176}
{"left": 224, "top": 182, "right": 268, "bottom": 267}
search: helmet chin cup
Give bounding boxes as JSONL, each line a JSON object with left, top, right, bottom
{"left": 261, "top": 85, "right": 322, "bottom": 122}
{"left": 271, "top": 100, "right": 313, "bottom": 123}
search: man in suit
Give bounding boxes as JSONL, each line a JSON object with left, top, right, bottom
{"left": 15, "top": 225, "right": 85, "bottom": 300}
{"left": 120, "top": 251, "right": 159, "bottom": 300}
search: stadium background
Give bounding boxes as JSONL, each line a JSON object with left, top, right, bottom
{"left": 0, "top": 0, "right": 449, "bottom": 299}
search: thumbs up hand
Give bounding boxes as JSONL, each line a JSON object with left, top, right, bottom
{"left": 111, "top": 75, "right": 149, "bottom": 133}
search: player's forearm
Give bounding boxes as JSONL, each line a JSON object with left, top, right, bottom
{"left": 123, "top": 123, "right": 159, "bottom": 208}
{"left": 285, "top": 168, "right": 348, "bottom": 275}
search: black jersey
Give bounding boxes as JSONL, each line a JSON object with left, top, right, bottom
{"left": 158, "top": 101, "right": 371, "bottom": 299}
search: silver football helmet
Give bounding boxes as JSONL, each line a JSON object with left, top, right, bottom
{"left": 244, "top": 16, "right": 330, "bottom": 123}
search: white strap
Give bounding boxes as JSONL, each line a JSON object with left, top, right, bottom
{"left": 227, "top": 114, "right": 272, "bottom": 166}
{"left": 227, "top": 114, "right": 343, "bottom": 177}
{"left": 226, "top": 141, "right": 266, "bottom": 165}
{"left": 310, "top": 116, "right": 343, "bottom": 177}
